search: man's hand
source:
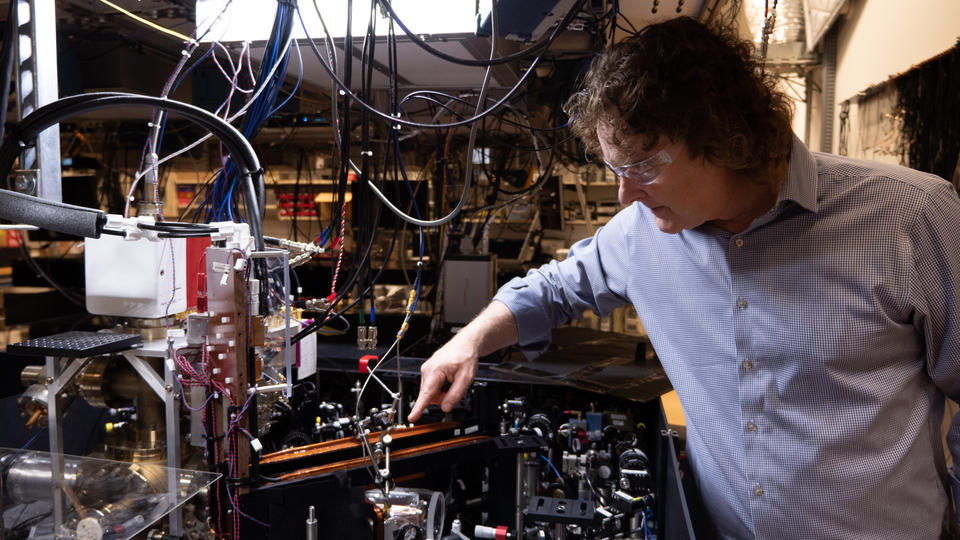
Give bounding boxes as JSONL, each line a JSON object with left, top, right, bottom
{"left": 407, "top": 301, "right": 519, "bottom": 423}
{"left": 407, "top": 338, "right": 479, "bottom": 422}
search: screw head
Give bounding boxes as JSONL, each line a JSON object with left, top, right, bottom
{"left": 14, "top": 172, "right": 37, "bottom": 195}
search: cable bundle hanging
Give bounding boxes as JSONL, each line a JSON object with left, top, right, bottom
{"left": 203, "top": 0, "right": 297, "bottom": 223}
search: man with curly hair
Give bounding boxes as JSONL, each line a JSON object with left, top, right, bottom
{"left": 409, "top": 16, "right": 960, "bottom": 539}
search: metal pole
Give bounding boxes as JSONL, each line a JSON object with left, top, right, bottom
{"left": 14, "top": 0, "right": 61, "bottom": 201}
{"left": 165, "top": 348, "right": 183, "bottom": 536}
{"left": 44, "top": 356, "right": 65, "bottom": 532}
{"left": 515, "top": 453, "right": 523, "bottom": 538}
{"left": 305, "top": 506, "right": 318, "bottom": 540}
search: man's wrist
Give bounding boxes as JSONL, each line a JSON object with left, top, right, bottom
{"left": 449, "top": 325, "right": 482, "bottom": 359}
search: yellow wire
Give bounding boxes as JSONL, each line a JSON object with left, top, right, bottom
{"left": 97, "top": 0, "right": 197, "bottom": 45}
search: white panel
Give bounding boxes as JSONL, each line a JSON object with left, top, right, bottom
{"left": 246, "top": 37, "right": 516, "bottom": 93}
{"left": 196, "top": 0, "right": 478, "bottom": 42}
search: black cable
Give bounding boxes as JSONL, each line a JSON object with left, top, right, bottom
{"left": 157, "top": 231, "right": 214, "bottom": 238}
{"left": 333, "top": 0, "right": 353, "bottom": 253}
{"left": 356, "top": 0, "right": 377, "bottom": 317}
{"left": 0, "top": 92, "right": 266, "bottom": 253}
{"left": 138, "top": 222, "right": 217, "bottom": 232}
{"left": 378, "top": 0, "right": 579, "bottom": 67}
{"left": 405, "top": 91, "right": 576, "bottom": 152}
{"left": 292, "top": 176, "right": 411, "bottom": 345}
{"left": 297, "top": 5, "right": 551, "bottom": 130}
{"left": 0, "top": 93, "right": 269, "bottom": 312}
{"left": 403, "top": 89, "right": 574, "bottom": 132}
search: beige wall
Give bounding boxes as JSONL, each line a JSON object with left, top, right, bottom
{"left": 800, "top": 0, "right": 960, "bottom": 156}
{"left": 818, "top": 0, "right": 960, "bottom": 157}
{"left": 836, "top": 0, "right": 960, "bottom": 106}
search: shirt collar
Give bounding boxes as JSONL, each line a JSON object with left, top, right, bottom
{"left": 776, "top": 134, "right": 819, "bottom": 213}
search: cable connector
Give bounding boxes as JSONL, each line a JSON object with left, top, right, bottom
{"left": 209, "top": 221, "right": 252, "bottom": 250}
{"left": 404, "top": 289, "right": 416, "bottom": 313}
{"left": 101, "top": 214, "right": 159, "bottom": 241}
{"left": 394, "top": 289, "right": 418, "bottom": 340}
{"left": 357, "top": 325, "right": 378, "bottom": 350}
{"left": 303, "top": 297, "right": 330, "bottom": 311}
{"left": 277, "top": 237, "right": 324, "bottom": 267}
{"left": 250, "top": 437, "right": 263, "bottom": 454}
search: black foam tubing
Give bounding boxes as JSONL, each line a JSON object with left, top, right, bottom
{"left": 0, "top": 188, "right": 105, "bottom": 237}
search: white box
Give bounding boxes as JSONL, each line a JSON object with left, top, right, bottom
{"left": 85, "top": 235, "right": 186, "bottom": 318}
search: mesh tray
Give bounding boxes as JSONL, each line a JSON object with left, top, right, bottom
{"left": 7, "top": 331, "right": 142, "bottom": 357}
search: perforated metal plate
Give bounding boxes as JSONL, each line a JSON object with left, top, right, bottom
{"left": 7, "top": 331, "right": 142, "bottom": 357}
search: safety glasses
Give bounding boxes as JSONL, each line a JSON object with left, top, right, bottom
{"left": 602, "top": 149, "right": 672, "bottom": 184}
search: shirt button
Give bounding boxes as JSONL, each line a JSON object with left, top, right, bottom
{"left": 742, "top": 359, "right": 753, "bottom": 370}
{"left": 734, "top": 237, "right": 745, "bottom": 248}
{"left": 737, "top": 297, "right": 748, "bottom": 309}
{"left": 754, "top": 484, "right": 764, "bottom": 497}
{"left": 746, "top": 421, "right": 758, "bottom": 432}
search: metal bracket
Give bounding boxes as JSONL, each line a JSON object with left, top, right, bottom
{"left": 47, "top": 357, "right": 90, "bottom": 395}
{"left": 121, "top": 350, "right": 167, "bottom": 400}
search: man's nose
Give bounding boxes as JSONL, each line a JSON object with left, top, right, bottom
{"left": 619, "top": 177, "right": 648, "bottom": 204}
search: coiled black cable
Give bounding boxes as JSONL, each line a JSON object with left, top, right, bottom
{"left": 0, "top": 92, "right": 268, "bottom": 295}
{"left": 0, "top": 92, "right": 265, "bottom": 253}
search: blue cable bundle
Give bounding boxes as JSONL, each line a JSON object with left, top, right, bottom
{"left": 204, "top": 0, "right": 296, "bottom": 223}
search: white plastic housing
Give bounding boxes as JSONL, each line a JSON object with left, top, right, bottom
{"left": 85, "top": 235, "right": 187, "bottom": 318}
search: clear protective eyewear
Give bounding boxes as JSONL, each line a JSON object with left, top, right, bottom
{"left": 602, "top": 149, "right": 672, "bottom": 184}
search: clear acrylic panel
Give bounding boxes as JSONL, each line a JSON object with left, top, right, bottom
{"left": 0, "top": 447, "right": 219, "bottom": 540}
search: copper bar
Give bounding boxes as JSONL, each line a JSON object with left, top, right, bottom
{"left": 261, "top": 422, "right": 462, "bottom": 465}
{"left": 276, "top": 435, "right": 489, "bottom": 482}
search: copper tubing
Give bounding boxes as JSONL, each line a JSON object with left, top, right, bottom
{"left": 260, "top": 422, "right": 461, "bottom": 465}
{"left": 275, "top": 435, "right": 489, "bottom": 483}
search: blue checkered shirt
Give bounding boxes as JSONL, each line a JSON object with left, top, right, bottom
{"left": 494, "top": 136, "right": 960, "bottom": 539}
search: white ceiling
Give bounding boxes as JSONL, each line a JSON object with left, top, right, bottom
{"left": 235, "top": 0, "right": 708, "bottom": 94}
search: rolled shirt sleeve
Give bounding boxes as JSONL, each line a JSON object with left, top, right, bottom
{"left": 493, "top": 206, "right": 637, "bottom": 358}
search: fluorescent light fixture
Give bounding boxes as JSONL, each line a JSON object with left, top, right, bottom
{"left": 195, "top": 0, "right": 481, "bottom": 43}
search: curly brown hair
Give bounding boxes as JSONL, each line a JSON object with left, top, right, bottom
{"left": 565, "top": 17, "right": 794, "bottom": 182}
